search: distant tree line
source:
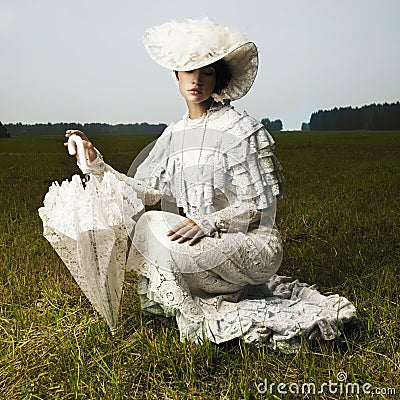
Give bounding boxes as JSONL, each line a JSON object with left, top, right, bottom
{"left": 261, "top": 118, "right": 283, "bottom": 131}
{"left": 3, "top": 122, "right": 168, "bottom": 137}
{"left": 308, "top": 102, "right": 400, "bottom": 131}
{"left": 0, "top": 121, "right": 9, "bottom": 138}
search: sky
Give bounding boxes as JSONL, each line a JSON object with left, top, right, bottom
{"left": 1, "top": 0, "right": 399, "bottom": 130}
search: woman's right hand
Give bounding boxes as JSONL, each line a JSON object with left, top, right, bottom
{"left": 64, "top": 130, "right": 98, "bottom": 164}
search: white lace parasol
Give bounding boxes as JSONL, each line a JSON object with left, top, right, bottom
{"left": 38, "top": 137, "right": 144, "bottom": 333}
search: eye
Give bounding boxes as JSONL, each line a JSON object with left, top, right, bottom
{"left": 202, "top": 67, "right": 215, "bottom": 76}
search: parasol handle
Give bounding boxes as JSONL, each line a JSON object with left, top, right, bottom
{"left": 67, "top": 134, "right": 91, "bottom": 174}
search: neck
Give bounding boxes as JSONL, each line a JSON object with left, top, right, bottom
{"left": 186, "top": 98, "right": 214, "bottom": 119}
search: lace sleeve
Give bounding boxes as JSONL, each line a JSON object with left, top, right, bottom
{"left": 213, "top": 202, "right": 261, "bottom": 232}
{"left": 195, "top": 201, "right": 262, "bottom": 236}
{"left": 79, "top": 148, "right": 162, "bottom": 206}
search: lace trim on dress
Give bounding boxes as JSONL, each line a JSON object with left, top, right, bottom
{"left": 87, "top": 105, "right": 285, "bottom": 212}
{"left": 218, "top": 111, "right": 286, "bottom": 201}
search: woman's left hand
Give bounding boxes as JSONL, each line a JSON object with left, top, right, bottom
{"left": 166, "top": 219, "right": 205, "bottom": 246}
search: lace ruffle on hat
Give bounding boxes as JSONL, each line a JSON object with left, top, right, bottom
{"left": 143, "top": 18, "right": 259, "bottom": 101}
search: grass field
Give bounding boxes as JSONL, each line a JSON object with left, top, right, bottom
{"left": 0, "top": 131, "right": 399, "bottom": 399}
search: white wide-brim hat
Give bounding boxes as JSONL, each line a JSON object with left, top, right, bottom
{"left": 143, "top": 18, "right": 259, "bottom": 102}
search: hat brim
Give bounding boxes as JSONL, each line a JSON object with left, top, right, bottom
{"left": 145, "top": 39, "right": 258, "bottom": 101}
{"left": 214, "top": 42, "right": 258, "bottom": 101}
{"left": 173, "top": 41, "right": 258, "bottom": 102}
{"left": 174, "top": 42, "right": 258, "bottom": 101}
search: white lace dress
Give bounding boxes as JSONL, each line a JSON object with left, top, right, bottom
{"left": 40, "top": 103, "right": 356, "bottom": 351}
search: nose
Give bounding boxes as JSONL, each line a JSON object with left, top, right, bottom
{"left": 192, "top": 69, "right": 202, "bottom": 85}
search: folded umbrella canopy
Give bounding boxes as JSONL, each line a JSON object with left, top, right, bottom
{"left": 38, "top": 136, "right": 144, "bottom": 333}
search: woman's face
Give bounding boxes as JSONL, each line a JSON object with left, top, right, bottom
{"left": 177, "top": 66, "right": 216, "bottom": 105}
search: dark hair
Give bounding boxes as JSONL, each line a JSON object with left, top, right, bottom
{"left": 210, "top": 59, "right": 232, "bottom": 94}
{"left": 174, "top": 59, "right": 232, "bottom": 95}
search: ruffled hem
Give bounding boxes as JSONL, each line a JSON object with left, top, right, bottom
{"left": 138, "top": 273, "right": 356, "bottom": 353}
{"left": 128, "top": 214, "right": 356, "bottom": 353}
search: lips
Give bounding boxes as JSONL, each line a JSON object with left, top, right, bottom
{"left": 188, "top": 88, "right": 202, "bottom": 95}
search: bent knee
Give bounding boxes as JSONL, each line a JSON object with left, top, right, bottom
{"left": 136, "top": 210, "right": 183, "bottom": 230}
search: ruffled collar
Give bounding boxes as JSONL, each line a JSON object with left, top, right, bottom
{"left": 182, "top": 101, "right": 227, "bottom": 127}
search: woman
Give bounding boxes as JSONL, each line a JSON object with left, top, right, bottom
{"left": 56, "top": 18, "right": 355, "bottom": 351}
